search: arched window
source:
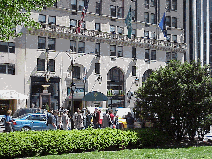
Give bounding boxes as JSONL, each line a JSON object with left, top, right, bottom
{"left": 142, "top": 69, "right": 153, "bottom": 83}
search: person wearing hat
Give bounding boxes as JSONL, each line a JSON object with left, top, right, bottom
{"left": 5, "top": 110, "right": 13, "bottom": 132}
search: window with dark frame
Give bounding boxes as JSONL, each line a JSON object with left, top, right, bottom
{"left": 70, "top": 19, "right": 77, "bottom": 27}
{"left": 78, "top": 41, "right": 85, "bottom": 53}
{"left": 48, "top": 38, "right": 56, "bottom": 50}
{"left": 172, "top": 52, "right": 177, "bottom": 60}
{"left": 38, "top": 14, "right": 46, "bottom": 23}
{"left": 96, "top": 1, "right": 101, "bottom": 14}
{"left": 150, "top": 0, "right": 155, "bottom": 7}
{"left": 110, "top": 45, "right": 116, "bottom": 56}
{"left": 172, "top": 17, "right": 177, "bottom": 28}
{"left": 151, "top": 50, "right": 156, "bottom": 60}
{"left": 0, "top": 42, "right": 15, "bottom": 53}
{"left": 78, "top": 0, "right": 84, "bottom": 11}
{"left": 73, "top": 66, "right": 80, "bottom": 79}
{"left": 110, "top": 25, "right": 116, "bottom": 33}
{"left": 144, "top": 30, "right": 149, "bottom": 38}
{"left": 70, "top": 40, "right": 76, "bottom": 52}
{"left": 145, "top": 0, "right": 149, "bottom": 9}
{"left": 132, "top": 66, "right": 136, "bottom": 76}
{"left": 117, "top": 26, "right": 123, "bottom": 34}
{"left": 172, "top": 35, "right": 177, "bottom": 43}
{"left": 110, "top": 5, "right": 116, "bottom": 17}
{"left": 0, "top": 64, "right": 15, "bottom": 75}
{"left": 166, "top": 16, "right": 171, "bottom": 27}
{"left": 145, "top": 49, "right": 150, "bottom": 60}
{"left": 172, "top": 0, "right": 177, "bottom": 11}
{"left": 95, "top": 63, "right": 100, "bottom": 74}
{"left": 144, "top": 12, "right": 149, "bottom": 23}
{"left": 132, "top": 47, "right": 136, "bottom": 59}
{"left": 95, "top": 23, "right": 100, "bottom": 31}
{"left": 37, "top": 58, "right": 45, "bottom": 71}
{"left": 71, "top": 0, "right": 77, "bottom": 10}
{"left": 95, "top": 43, "right": 100, "bottom": 57}
{"left": 166, "top": 52, "right": 171, "bottom": 61}
{"left": 117, "top": 7, "right": 123, "bottom": 18}
{"left": 38, "top": 37, "right": 46, "bottom": 49}
{"left": 49, "top": 59, "right": 55, "bottom": 72}
{"left": 166, "top": 0, "right": 171, "bottom": 12}
{"left": 151, "top": 13, "right": 155, "bottom": 24}
{"left": 167, "top": 34, "right": 171, "bottom": 41}
{"left": 48, "top": 16, "right": 56, "bottom": 25}
{"left": 117, "top": 46, "right": 123, "bottom": 57}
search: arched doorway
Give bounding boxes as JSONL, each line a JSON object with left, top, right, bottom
{"left": 142, "top": 69, "right": 153, "bottom": 83}
{"left": 107, "top": 67, "right": 125, "bottom": 108}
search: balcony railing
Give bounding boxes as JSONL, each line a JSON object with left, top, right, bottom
{"left": 28, "top": 24, "right": 186, "bottom": 53}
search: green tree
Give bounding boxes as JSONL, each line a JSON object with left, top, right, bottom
{"left": 135, "top": 60, "right": 212, "bottom": 141}
{"left": 0, "top": 0, "right": 57, "bottom": 41}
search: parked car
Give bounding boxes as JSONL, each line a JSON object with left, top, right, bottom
{"left": 0, "top": 115, "right": 5, "bottom": 125}
{"left": 12, "top": 113, "right": 48, "bottom": 131}
{"left": 13, "top": 108, "right": 44, "bottom": 118}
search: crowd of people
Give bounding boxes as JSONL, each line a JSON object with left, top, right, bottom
{"left": 3, "top": 108, "right": 135, "bottom": 132}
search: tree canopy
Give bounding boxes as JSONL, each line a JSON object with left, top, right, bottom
{"left": 135, "top": 60, "right": 212, "bottom": 141}
{"left": 0, "top": 0, "right": 56, "bottom": 41}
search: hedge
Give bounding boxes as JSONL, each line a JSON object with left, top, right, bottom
{"left": 0, "top": 128, "right": 170, "bottom": 159}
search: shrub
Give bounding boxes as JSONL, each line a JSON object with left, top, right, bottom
{"left": 0, "top": 128, "right": 169, "bottom": 158}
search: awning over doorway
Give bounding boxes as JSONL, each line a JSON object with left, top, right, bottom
{"left": 0, "top": 90, "right": 28, "bottom": 99}
{"left": 82, "top": 91, "right": 108, "bottom": 101}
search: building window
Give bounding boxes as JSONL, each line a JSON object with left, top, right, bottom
{"left": 132, "top": 29, "right": 136, "bottom": 37}
{"left": 96, "top": 1, "right": 101, "bottom": 14}
{"left": 150, "top": 0, "right": 155, "bottom": 7}
{"left": 0, "top": 64, "right": 15, "bottom": 75}
{"left": 172, "top": 35, "right": 177, "bottom": 43}
{"left": 70, "top": 40, "right": 76, "bottom": 52}
{"left": 117, "top": 46, "right": 123, "bottom": 57}
{"left": 49, "top": 59, "right": 55, "bottom": 72}
{"left": 78, "top": 41, "right": 85, "bottom": 53}
{"left": 110, "top": 45, "right": 116, "bottom": 56}
{"left": 0, "top": 42, "right": 15, "bottom": 53}
{"left": 145, "top": 49, "right": 150, "bottom": 60}
{"left": 117, "top": 7, "right": 123, "bottom": 18}
{"left": 150, "top": 32, "right": 156, "bottom": 39}
{"left": 78, "top": 0, "right": 84, "bottom": 11}
{"left": 144, "top": 30, "right": 149, "bottom": 38}
{"left": 167, "top": 34, "right": 171, "bottom": 41}
{"left": 38, "top": 37, "right": 46, "bottom": 49}
{"left": 166, "top": 0, "right": 171, "bottom": 12}
{"left": 48, "top": 38, "right": 55, "bottom": 50}
{"left": 132, "top": 66, "right": 136, "bottom": 76}
{"left": 110, "top": 25, "right": 116, "bottom": 33}
{"left": 151, "top": 50, "right": 156, "bottom": 60}
{"left": 172, "top": 0, "right": 177, "bottom": 11}
{"left": 132, "top": 47, "right": 136, "bottom": 59}
{"left": 37, "top": 58, "right": 45, "bottom": 71}
{"left": 151, "top": 13, "right": 155, "bottom": 24}
{"left": 95, "top": 43, "right": 100, "bottom": 57}
{"left": 95, "top": 23, "right": 100, "bottom": 31}
{"left": 48, "top": 16, "right": 56, "bottom": 25}
{"left": 166, "top": 52, "right": 177, "bottom": 62}
{"left": 71, "top": 0, "right": 77, "bottom": 10}
{"left": 172, "top": 52, "right": 177, "bottom": 60}
{"left": 38, "top": 14, "right": 46, "bottom": 23}
{"left": 166, "top": 16, "right": 171, "bottom": 27}
{"left": 110, "top": 5, "right": 116, "bottom": 17}
{"left": 144, "top": 12, "right": 149, "bottom": 23}
{"left": 70, "top": 19, "right": 77, "bottom": 27}
{"left": 117, "top": 26, "right": 123, "bottom": 34}
{"left": 73, "top": 66, "right": 80, "bottom": 79}
{"left": 95, "top": 63, "right": 100, "bottom": 74}
{"left": 172, "top": 17, "right": 177, "bottom": 28}
{"left": 145, "top": 0, "right": 149, "bottom": 9}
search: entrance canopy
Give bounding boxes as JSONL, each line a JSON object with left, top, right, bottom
{"left": 0, "top": 90, "right": 28, "bottom": 99}
{"left": 82, "top": 91, "right": 108, "bottom": 101}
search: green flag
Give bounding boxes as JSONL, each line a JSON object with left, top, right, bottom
{"left": 125, "top": 5, "right": 132, "bottom": 39}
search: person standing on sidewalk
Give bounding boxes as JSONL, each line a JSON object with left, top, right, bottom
{"left": 62, "top": 109, "right": 69, "bottom": 130}
{"left": 4, "top": 110, "right": 13, "bottom": 133}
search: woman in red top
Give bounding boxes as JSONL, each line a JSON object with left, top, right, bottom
{"left": 109, "top": 110, "right": 114, "bottom": 128}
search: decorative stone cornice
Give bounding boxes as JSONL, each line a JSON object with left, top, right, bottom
{"left": 28, "top": 24, "right": 187, "bottom": 53}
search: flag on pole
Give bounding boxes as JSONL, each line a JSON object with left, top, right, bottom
{"left": 159, "top": 12, "right": 167, "bottom": 38}
{"left": 76, "top": 0, "right": 90, "bottom": 34}
{"left": 125, "top": 5, "right": 132, "bottom": 39}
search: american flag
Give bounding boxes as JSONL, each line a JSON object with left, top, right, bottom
{"left": 76, "top": 0, "right": 89, "bottom": 34}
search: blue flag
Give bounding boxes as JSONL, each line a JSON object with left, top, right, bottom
{"left": 159, "top": 12, "right": 167, "bottom": 38}
{"left": 125, "top": 5, "right": 132, "bottom": 39}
